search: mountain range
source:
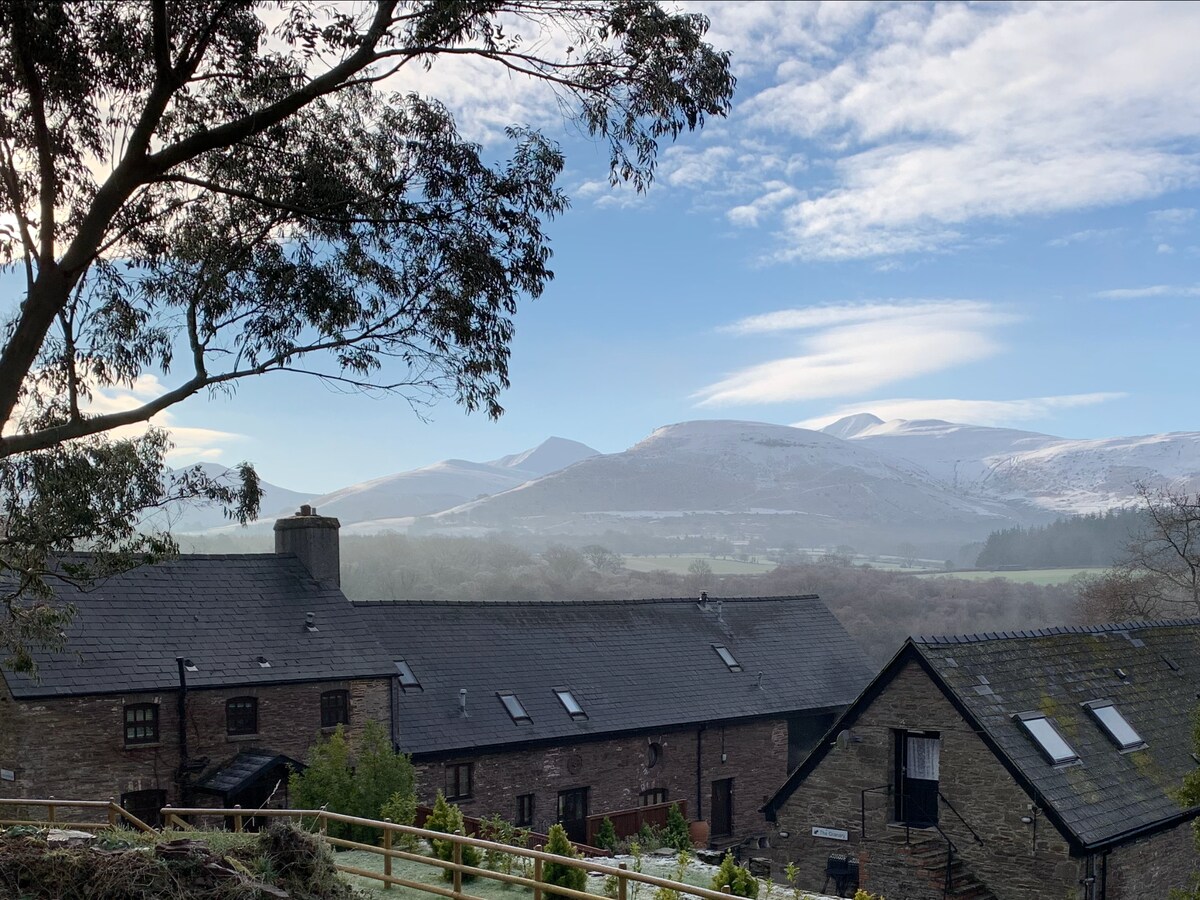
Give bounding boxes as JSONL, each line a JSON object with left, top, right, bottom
{"left": 180, "top": 417, "right": 1200, "bottom": 555}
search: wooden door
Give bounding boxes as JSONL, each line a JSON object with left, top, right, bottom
{"left": 710, "top": 778, "right": 734, "bottom": 837}
{"left": 557, "top": 787, "right": 589, "bottom": 844}
{"left": 895, "top": 731, "right": 940, "bottom": 827}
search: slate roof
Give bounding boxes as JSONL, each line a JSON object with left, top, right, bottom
{"left": 194, "top": 751, "right": 304, "bottom": 798}
{"left": 351, "top": 595, "right": 871, "bottom": 756}
{"left": 0, "top": 554, "right": 395, "bottom": 699}
{"left": 765, "top": 619, "right": 1200, "bottom": 853}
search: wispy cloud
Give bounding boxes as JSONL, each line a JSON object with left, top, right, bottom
{"left": 1095, "top": 284, "right": 1200, "bottom": 299}
{"left": 685, "top": 2, "right": 1200, "bottom": 260}
{"left": 1149, "top": 207, "right": 1197, "bottom": 228}
{"left": 695, "top": 300, "right": 1014, "bottom": 405}
{"left": 795, "top": 393, "right": 1128, "bottom": 430}
{"left": 1047, "top": 228, "right": 1123, "bottom": 248}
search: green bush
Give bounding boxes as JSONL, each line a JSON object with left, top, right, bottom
{"left": 664, "top": 803, "right": 690, "bottom": 852}
{"left": 542, "top": 822, "right": 587, "bottom": 900}
{"left": 288, "top": 720, "right": 416, "bottom": 844}
{"left": 380, "top": 790, "right": 418, "bottom": 850}
{"left": 596, "top": 817, "right": 618, "bottom": 852}
{"left": 425, "top": 792, "right": 482, "bottom": 881}
{"left": 711, "top": 852, "right": 758, "bottom": 899}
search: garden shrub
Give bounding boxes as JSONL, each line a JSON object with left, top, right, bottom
{"left": 711, "top": 852, "right": 758, "bottom": 899}
{"left": 596, "top": 817, "right": 618, "bottom": 852}
{"left": 542, "top": 823, "right": 587, "bottom": 900}
{"left": 425, "top": 792, "right": 482, "bottom": 881}
{"left": 664, "top": 804, "right": 690, "bottom": 852}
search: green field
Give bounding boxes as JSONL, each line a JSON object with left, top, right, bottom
{"left": 921, "top": 567, "right": 1108, "bottom": 586}
{"left": 621, "top": 555, "right": 777, "bottom": 575}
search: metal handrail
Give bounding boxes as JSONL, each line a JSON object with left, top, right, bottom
{"left": 938, "top": 790, "right": 984, "bottom": 846}
{"left": 859, "top": 783, "right": 891, "bottom": 840}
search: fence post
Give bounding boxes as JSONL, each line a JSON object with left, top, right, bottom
{"left": 618, "top": 862, "right": 628, "bottom": 900}
{"left": 453, "top": 830, "right": 464, "bottom": 896}
{"left": 107, "top": 798, "right": 116, "bottom": 828}
{"left": 234, "top": 805, "right": 243, "bottom": 834}
{"left": 383, "top": 818, "right": 393, "bottom": 890}
{"left": 534, "top": 844, "right": 544, "bottom": 900}
{"left": 47, "top": 801, "right": 56, "bottom": 824}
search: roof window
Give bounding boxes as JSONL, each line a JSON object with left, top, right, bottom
{"left": 713, "top": 645, "right": 742, "bottom": 672}
{"left": 554, "top": 689, "right": 587, "bottom": 720}
{"left": 498, "top": 692, "right": 531, "bottom": 725}
{"left": 1015, "top": 713, "right": 1079, "bottom": 765}
{"left": 1084, "top": 700, "right": 1145, "bottom": 751}
{"left": 395, "top": 660, "right": 420, "bottom": 688}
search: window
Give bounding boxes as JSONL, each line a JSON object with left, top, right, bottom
{"left": 516, "top": 793, "right": 534, "bottom": 826}
{"left": 647, "top": 742, "right": 663, "bottom": 768}
{"left": 641, "top": 788, "right": 668, "bottom": 806}
{"left": 713, "top": 645, "right": 741, "bottom": 672}
{"left": 321, "top": 690, "right": 350, "bottom": 728}
{"left": 395, "top": 660, "right": 420, "bottom": 689}
{"left": 554, "top": 689, "right": 587, "bottom": 720}
{"left": 226, "top": 697, "right": 258, "bottom": 736}
{"left": 1015, "top": 713, "right": 1079, "bottom": 765}
{"left": 446, "top": 763, "right": 473, "bottom": 800}
{"left": 124, "top": 703, "right": 159, "bottom": 746}
{"left": 498, "top": 692, "right": 531, "bottom": 724}
{"left": 1084, "top": 701, "right": 1145, "bottom": 750}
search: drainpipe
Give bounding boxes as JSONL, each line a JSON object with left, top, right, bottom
{"left": 695, "top": 724, "right": 706, "bottom": 820}
{"left": 389, "top": 675, "right": 399, "bottom": 749}
{"left": 175, "top": 657, "right": 190, "bottom": 806}
{"left": 1100, "top": 850, "right": 1109, "bottom": 900}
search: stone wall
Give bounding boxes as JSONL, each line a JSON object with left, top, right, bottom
{"left": 0, "top": 677, "right": 391, "bottom": 817}
{"left": 412, "top": 717, "right": 792, "bottom": 846}
{"left": 1101, "top": 818, "right": 1200, "bottom": 899}
{"left": 767, "top": 660, "right": 1083, "bottom": 900}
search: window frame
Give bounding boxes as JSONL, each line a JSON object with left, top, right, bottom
{"left": 1083, "top": 700, "right": 1146, "bottom": 751}
{"left": 713, "top": 644, "right": 742, "bottom": 672}
{"left": 320, "top": 690, "right": 350, "bottom": 729}
{"left": 395, "top": 659, "right": 421, "bottom": 689}
{"left": 1014, "top": 712, "right": 1080, "bottom": 765}
{"left": 516, "top": 793, "right": 534, "bottom": 827}
{"left": 554, "top": 688, "right": 587, "bottom": 720}
{"left": 497, "top": 691, "right": 532, "bottom": 725}
{"left": 446, "top": 762, "right": 474, "bottom": 800}
{"left": 124, "top": 703, "right": 160, "bottom": 747}
{"left": 226, "top": 696, "right": 259, "bottom": 736}
{"left": 640, "top": 788, "right": 668, "bottom": 806}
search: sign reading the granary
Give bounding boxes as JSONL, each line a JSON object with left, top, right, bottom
{"left": 812, "top": 826, "right": 848, "bottom": 841}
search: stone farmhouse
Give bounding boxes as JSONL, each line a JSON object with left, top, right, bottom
{"left": 0, "top": 508, "right": 870, "bottom": 848}
{"left": 762, "top": 622, "right": 1200, "bottom": 900}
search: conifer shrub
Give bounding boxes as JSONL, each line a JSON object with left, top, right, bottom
{"left": 711, "top": 852, "right": 758, "bottom": 899}
{"left": 596, "top": 817, "right": 618, "bottom": 852}
{"left": 424, "top": 792, "right": 482, "bottom": 881}
{"left": 542, "top": 823, "right": 587, "bottom": 900}
{"left": 664, "top": 803, "right": 690, "bottom": 852}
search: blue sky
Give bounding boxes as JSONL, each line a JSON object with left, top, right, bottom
{"left": 15, "top": 2, "right": 1200, "bottom": 493}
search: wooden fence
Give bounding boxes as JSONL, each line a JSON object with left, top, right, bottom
{"left": 584, "top": 800, "right": 685, "bottom": 847}
{"left": 0, "top": 797, "right": 154, "bottom": 833}
{"left": 161, "top": 806, "right": 740, "bottom": 900}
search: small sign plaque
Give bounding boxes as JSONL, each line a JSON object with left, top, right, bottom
{"left": 812, "top": 826, "right": 848, "bottom": 841}
{"left": 0, "top": 769, "right": 14, "bottom": 782}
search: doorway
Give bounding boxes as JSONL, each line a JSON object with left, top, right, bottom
{"left": 557, "top": 787, "right": 589, "bottom": 844}
{"left": 894, "top": 730, "right": 940, "bottom": 827}
{"left": 710, "top": 778, "right": 734, "bottom": 838}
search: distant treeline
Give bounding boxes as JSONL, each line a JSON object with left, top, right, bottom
{"left": 974, "top": 508, "right": 1144, "bottom": 569}
{"left": 182, "top": 531, "right": 1078, "bottom": 665}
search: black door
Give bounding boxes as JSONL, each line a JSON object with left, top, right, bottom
{"left": 895, "top": 731, "right": 940, "bottom": 827}
{"left": 120, "top": 789, "right": 165, "bottom": 828}
{"left": 710, "top": 778, "right": 734, "bottom": 837}
{"left": 557, "top": 787, "right": 589, "bottom": 844}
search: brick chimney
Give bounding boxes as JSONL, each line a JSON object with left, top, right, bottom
{"left": 275, "top": 505, "right": 341, "bottom": 589}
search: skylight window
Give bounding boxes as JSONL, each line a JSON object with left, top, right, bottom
{"left": 1084, "top": 701, "right": 1145, "bottom": 751}
{"left": 498, "top": 692, "right": 531, "bottom": 724}
{"left": 554, "top": 689, "right": 587, "bottom": 720}
{"left": 395, "top": 660, "right": 420, "bottom": 688}
{"left": 1015, "top": 713, "right": 1079, "bottom": 765}
{"left": 713, "top": 645, "right": 742, "bottom": 672}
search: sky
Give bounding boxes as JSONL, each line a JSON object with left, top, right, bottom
{"left": 11, "top": 1, "right": 1200, "bottom": 493}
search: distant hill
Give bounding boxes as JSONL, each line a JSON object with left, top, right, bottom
{"left": 150, "top": 462, "right": 317, "bottom": 533}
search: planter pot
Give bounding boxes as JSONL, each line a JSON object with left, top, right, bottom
{"left": 689, "top": 819, "right": 710, "bottom": 848}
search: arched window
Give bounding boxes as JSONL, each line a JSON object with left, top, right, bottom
{"left": 321, "top": 690, "right": 349, "bottom": 728}
{"left": 226, "top": 697, "right": 258, "bottom": 735}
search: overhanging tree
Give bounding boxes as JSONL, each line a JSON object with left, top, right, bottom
{"left": 0, "top": 0, "right": 733, "bottom": 670}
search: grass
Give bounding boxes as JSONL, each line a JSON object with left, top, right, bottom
{"left": 621, "top": 555, "right": 777, "bottom": 575}
{"left": 920, "top": 567, "right": 1108, "bottom": 586}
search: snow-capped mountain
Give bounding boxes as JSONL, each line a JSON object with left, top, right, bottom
{"left": 153, "top": 462, "right": 318, "bottom": 533}
{"left": 834, "top": 416, "right": 1200, "bottom": 514}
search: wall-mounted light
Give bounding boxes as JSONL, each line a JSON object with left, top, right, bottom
{"left": 1020, "top": 816, "right": 1033, "bottom": 824}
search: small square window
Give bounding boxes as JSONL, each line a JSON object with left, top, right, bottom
{"left": 226, "top": 697, "right": 258, "bottom": 736}
{"left": 714, "top": 645, "right": 742, "bottom": 672}
{"left": 395, "top": 660, "right": 420, "bottom": 689}
{"left": 446, "top": 763, "right": 473, "bottom": 800}
{"left": 516, "top": 793, "right": 534, "bottom": 826}
{"left": 124, "top": 703, "right": 159, "bottom": 746}
{"left": 554, "top": 689, "right": 587, "bottom": 720}
{"left": 498, "top": 692, "right": 531, "bottom": 724}
{"left": 1015, "top": 713, "right": 1078, "bottom": 765}
{"left": 321, "top": 690, "right": 349, "bottom": 728}
{"left": 641, "top": 788, "right": 668, "bottom": 806}
{"left": 1084, "top": 701, "right": 1145, "bottom": 750}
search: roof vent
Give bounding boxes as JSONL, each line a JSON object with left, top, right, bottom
{"left": 715, "top": 600, "right": 724, "bottom": 622}
{"left": 700, "top": 590, "right": 709, "bottom": 608}
{"left": 756, "top": 672, "right": 764, "bottom": 689}
{"left": 183, "top": 659, "right": 198, "bottom": 673}
{"left": 305, "top": 612, "right": 318, "bottom": 632}
{"left": 256, "top": 656, "right": 271, "bottom": 668}
{"left": 459, "top": 688, "right": 468, "bottom": 717}
{"left": 1114, "top": 667, "right": 1130, "bottom": 683}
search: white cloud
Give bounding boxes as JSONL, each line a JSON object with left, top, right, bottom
{"left": 795, "top": 393, "right": 1128, "bottom": 430}
{"left": 695, "top": 300, "right": 1014, "bottom": 405}
{"left": 1149, "top": 207, "right": 1197, "bottom": 227}
{"left": 684, "top": 2, "right": 1200, "bottom": 260}
{"left": 1046, "top": 228, "right": 1123, "bottom": 248}
{"left": 1095, "top": 284, "right": 1200, "bottom": 299}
